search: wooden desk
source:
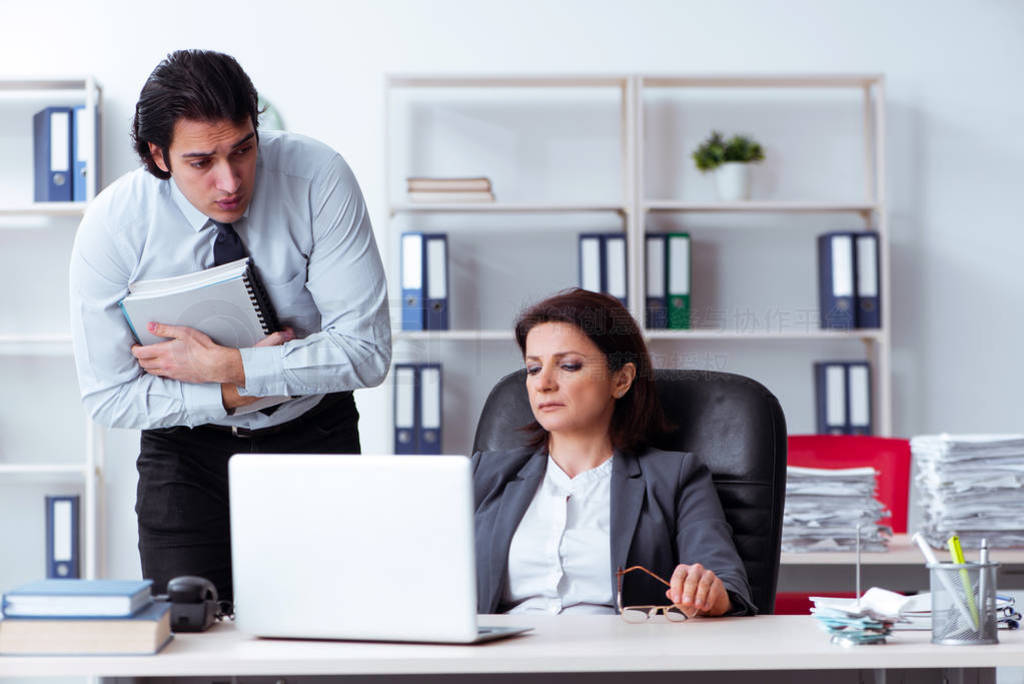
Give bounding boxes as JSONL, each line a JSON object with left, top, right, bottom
{"left": 779, "top": 534, "right": 1024, "bottom": 592}
{"left": 2, "top": 614, "right": 1022, "bottom": 684}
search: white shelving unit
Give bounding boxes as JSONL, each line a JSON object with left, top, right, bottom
{"left": 634, "top": 74, "right": 889, "bottom": 435}
{"left": 385, "top": 73, "right": 891, "bottom": 446}
{"left": 0, "top": 77, "right": 105, "bottom": 580}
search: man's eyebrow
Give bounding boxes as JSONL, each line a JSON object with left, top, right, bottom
{"left": 180, "top": 132, "right": 256, "bottom": 159}
{"left": 231, "top": 132, "right": 256, "bottom": 149}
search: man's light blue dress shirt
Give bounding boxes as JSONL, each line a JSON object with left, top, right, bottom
{"left": 69, "top": 130, "right": 391, "bottom": 430}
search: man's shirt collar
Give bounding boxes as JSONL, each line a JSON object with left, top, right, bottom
{"left": 169, "top": 176, "right": 253, "bottom": 233}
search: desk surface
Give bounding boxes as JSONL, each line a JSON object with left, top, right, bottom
{"left": 782, "top": 534, "right": 1024, "bottom": 566}
{"left": 2, "top": 614, "right": 1023, "bottom": 677}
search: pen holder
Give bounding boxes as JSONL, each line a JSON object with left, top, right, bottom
{"left": 929, "top": 562, "right": 999, "bottom": 645}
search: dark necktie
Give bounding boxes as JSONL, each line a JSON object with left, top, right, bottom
{"left": 213, "top": 221, "right": 248, "bottom": 265}
{"left": 211, "top": 220, "right": 280, "bottom": 417}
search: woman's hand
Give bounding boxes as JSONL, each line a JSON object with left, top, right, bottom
{"left": 665, "top": 563, "right": 731, "bottom": 617}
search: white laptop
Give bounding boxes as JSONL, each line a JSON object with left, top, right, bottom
{"left": 228, "top": 453, "right": 530, "bottom": 643}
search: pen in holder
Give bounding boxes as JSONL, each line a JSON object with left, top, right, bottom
{"left": 929, "top": 561, "right": 999, "bottom": 645}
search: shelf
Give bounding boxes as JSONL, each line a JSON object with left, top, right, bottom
{"left": 0, "top": 78, "right": 95, "bottom": 93}
{"left": 396, "top": 330, "right": 513, "bottom": 342}
{"left": 0, "top": 334, "right": 74, "bottom": 355}
{"left": 390, "top": 202, "right": 627, "bottom": 215}
{"left": 388, "top": 74, "right": 629, "bottom": 88}
{"left": 0, "top": 463, "right": 88, "bottom": 479}
{"left": 396, "top": 329, "right": 883, "bottom": 343}
{"left": 389, "top": 74, "right": 884, "bottom": 90}
{"left": 643, "top": 74, "right": 883, "bottom": 89}
{"left": 0, "top": 203, "right": 88, "bottom": 217}
{"left": 644, "top": 201, "right": 878, "bottom": 214}
{"left": 645, "top": 329, "right": 884, "bottom": 342}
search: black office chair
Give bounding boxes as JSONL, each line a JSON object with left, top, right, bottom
{"left": 472, "top": 368, "right": 787, "bottom": 615}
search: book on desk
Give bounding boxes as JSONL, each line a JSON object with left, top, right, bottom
{"left": 0, "top": 601, "right": 172, "bottom": 656}
{"left": 2, "top": 578, "right": 152, "bottom": 618}
{"left": 0, "top": 579, "right": 171, "bottom": 655}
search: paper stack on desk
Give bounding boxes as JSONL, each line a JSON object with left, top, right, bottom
{"left": 810, "top": 588, "right": 906, "bottom": 645}
{"left": 813, "top": 589, "right": 1021, "bottom": 638}
{"left": 911, "top": 434, "right": 1024, "bottom": 549}
{"left": 782, "top": 466, "right": 892, "bottom": 552}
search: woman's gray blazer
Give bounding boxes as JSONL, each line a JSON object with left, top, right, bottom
{"left": 471, "top": 445, "right": 756, "bottom": 616}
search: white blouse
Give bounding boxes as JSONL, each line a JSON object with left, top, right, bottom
{"left": 503, "top": 455, "right": 616, "bottom": 614}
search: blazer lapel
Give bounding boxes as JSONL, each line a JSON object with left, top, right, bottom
{"left": 486, "top": 447, "right": 547, "bottom": 612}
{"left": 610, "top": 450, "right": 644, "bottom": 581}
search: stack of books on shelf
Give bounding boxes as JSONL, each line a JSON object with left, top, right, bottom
{"left": 911, "top": 434, "right": 1024, "bottom": 549}
{"left": 406, "top": 176, "right": 495, "bottom": 203}
{"left": 782, "top": 465, "right": 892, "bottom": 552}
{"left": 0, "top": 578, "right": 171, "bottom": 655}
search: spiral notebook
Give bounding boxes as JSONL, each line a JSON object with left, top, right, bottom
{"left": 119, "top": 258, "right": 287, "bottom": 413}
{"left": 120, "top": 257, "right": 279, "bottom": 347}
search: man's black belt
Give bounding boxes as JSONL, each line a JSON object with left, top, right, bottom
{"left": 200, "top": 391, "right": 353, "bottom": 439}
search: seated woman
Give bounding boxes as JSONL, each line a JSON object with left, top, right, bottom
{"left": 472, "top": 288, "right": 755, "bottom": 618}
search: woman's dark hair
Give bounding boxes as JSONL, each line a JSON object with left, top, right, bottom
{"left": 131, "top": 50, "right": 260, "bottom": 180}
{"left": 514, "top": 288, "right": 669, "bottom": 453}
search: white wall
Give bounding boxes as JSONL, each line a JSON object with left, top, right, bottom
{"left": 0, "top": 0, "right": 1021, "bottom": 582}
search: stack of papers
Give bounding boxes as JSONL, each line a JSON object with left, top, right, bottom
{"left": 810, "top": 588, "right": 908, "bottom": 645}
{"left": 911, "top": 434, "right": 1024, "bottom": 549}
{"left": 813, "top": 590, "right": 1021, "bottom": 637}
{"left": 783, "top": 466, "right": 892, "bottom": 552}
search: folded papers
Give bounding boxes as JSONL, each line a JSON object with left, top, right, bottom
{"left": 783, "top": 466, "right": 893, "bottom": 552}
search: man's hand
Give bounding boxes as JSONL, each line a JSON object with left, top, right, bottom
{"left": 665, "top": 563, "right": 731, "bottom": 617}
{"left": 132, "top": 323, "right": 243, "bottom": 385}
{"left": 218, "top": 327, "right": 297, "bottom": 411}
{"left": 221, "top": 383, "right": 259, "bottom": 411}
{"left": 132, "top": 323, "right": 295, "bottom": 385}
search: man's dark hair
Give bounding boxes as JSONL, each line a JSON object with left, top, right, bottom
{"left": 514, "top": 288, "right": 670, "bottom": 454}
{"left": 131, "top": 49, "right": 260, "bottom": 179}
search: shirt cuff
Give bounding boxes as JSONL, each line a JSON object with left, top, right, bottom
{"left": 238, "top": 345, "right": 285, "bottom": 397}
{"left": 182, "top": 381, "right": 229, "bottom": 424}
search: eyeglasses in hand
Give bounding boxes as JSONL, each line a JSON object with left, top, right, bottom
{"left": 615, "top": 565, "right": 688, "bottom": 623}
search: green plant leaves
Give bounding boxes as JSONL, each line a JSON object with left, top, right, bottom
{"left": 692, "top": 131, "right": 764, "bottom": 171}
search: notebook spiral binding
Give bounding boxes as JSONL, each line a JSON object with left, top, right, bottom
{"left": 242, "top": 262, "right": 282, "bottom": 335}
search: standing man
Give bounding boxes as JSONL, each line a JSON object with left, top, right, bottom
{"left": 69, "top": 50, "right": 391, "bottom": 603}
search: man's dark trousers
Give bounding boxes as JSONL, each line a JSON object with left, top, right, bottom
{"left": 135, "top": 392, "right": 359, "bottom": 603}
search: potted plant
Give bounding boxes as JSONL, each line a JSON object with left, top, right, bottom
{"left": 692, "top": 131, "right": 765, "bottom": 201}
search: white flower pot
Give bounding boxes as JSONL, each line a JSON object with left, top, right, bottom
{"left": 715, "top": 162, "right": 752, "bottom": 202}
